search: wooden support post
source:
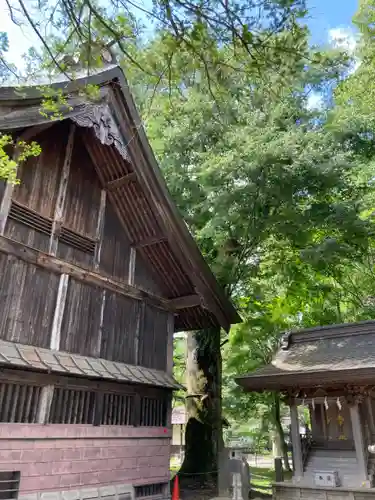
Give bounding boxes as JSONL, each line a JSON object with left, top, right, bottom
{"left": 49, "top": 123, "right": 75, "bottom": 255}
{"left": 128, "top": 247, "right": 136, "bottom": 285}
{"left": 0, "top": 182, "right": 14, "bottom": 236}
{"left": 166, "top": 312, "right": 174, "bottom": 375}
{"left": 96, "top": 290, "right": 106, "bottom": 357}
{"left": 37, "top": 385, "right": 54, "bottom": 424}
{"left": 50, "top": 273, "right": 69, "bottom": 351}
{"left": 94, "top": 189, "right": 106, "bottom": 270}
{"left": 134, "top": 302, "right": 144, "bottom": 365}
{"left": 290, "top": 401, "right": 303, "bottom": 482}
{"left": 367, "top": 396, "right": 375, "bottom": 437}
{"left": 349, "top": 402, "right": 370, "bottom": 486}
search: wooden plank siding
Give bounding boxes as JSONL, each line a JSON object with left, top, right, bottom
{"left": 0, "top": 253, "right": 59, "bottom": 347}
{"left": 59, "top": 278, "right": 103, "bottom": 357}
{"left": 62, "top": 133, "right": 101, "bottom": 239}
{"left": 12, "top": 122, "right": 67, "bottom": 218}
{"left": 139, "top": 304, "right": 169, "bottom": 371}
{"left": 100, "top": 291, "right": 140, "bottom": 364}
{"left": 0, "top": 121, "right": 171, "bottom": 372}
{"left": 99, "top": 202, "right": 131, "bottom": 282}
{"left": 134, "top": 249, "right": 166, "bottom": 297}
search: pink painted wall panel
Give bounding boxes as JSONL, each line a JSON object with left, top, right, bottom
{"left": 0, "top": 424, "right": 171, "bottom": 494}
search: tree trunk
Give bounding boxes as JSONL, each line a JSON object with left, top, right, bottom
{"left": 179, "top": 326, "right": 223, "bottom": 488}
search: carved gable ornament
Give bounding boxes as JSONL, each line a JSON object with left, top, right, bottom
{"left": 72, "top": 104, "right": 131, "bottom": 163}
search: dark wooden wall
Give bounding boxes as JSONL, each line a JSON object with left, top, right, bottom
{"left": 0, "top": 121, "right": 169, "bottom": 371}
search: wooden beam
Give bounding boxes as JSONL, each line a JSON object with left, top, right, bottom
{"left": 133, "top": 235, "right": 167, "bottom": 248}
{"left": 50, "top": 273, "right": 69, "bottom": 351}
{"left": 169, "top": 294, "right": 201, "bottom": 310}
{"left": 128, "top": 247, "right": 136, "bottom": 285}
{"left": 0, "top": 235, "right": 173, "bottom": 312}
{"left": 49, "top": 123, "right": 76, "bottom": 255}
{"left": 93, "top": 189, "right": 106, "bottom": 269}
{"left": 106, "top": 172, "right": 137, "bottom": 191}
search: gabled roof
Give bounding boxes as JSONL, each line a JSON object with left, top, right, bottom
{"left": 0, "top": 65, "right": 240, "bottom": 332}
{"left": 236, "top": 320, "right": 375, "bottom": 392}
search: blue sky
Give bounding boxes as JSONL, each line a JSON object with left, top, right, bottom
{"left": 0, "top": 0, "right": 360, "bottom": 70}
{"left": 307, "top": 0, "right": 358, "bottom": 45}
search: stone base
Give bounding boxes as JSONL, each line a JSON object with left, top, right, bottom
{"left": 19, "top": 484, "right": 134, "bottom": 500}
{"left": 273, "top": 482, "right": 375, "bottom": 500}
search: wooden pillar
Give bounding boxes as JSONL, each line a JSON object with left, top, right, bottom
{"left": 49, "top": 123, "right": 75, "bottom": 255}
{"left": 50, "top": 273, "right": 69, "bottom": 350}
{"left": 166, "top": 312, "right": 175, "bottom": 375}
{"left": 349, "top": 402, "right": 370, "bottom": 486}
{"left": 37, "top": 385, "right": 54, "bottom": 424}
{"left": 290, "top": 401, "right": 303, "bottom": 482}
{"left": 367, "top": 396, "right": 375, "bottom": 437}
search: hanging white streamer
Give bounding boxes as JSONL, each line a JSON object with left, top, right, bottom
{"left": 337, "top": 397, "right": 342, "bottom": 411}
{"left": 312, "top": 398, "right": 315, "bottom": 410}
{"left": 324, "top": 396, "right": 329, "bottom": 410}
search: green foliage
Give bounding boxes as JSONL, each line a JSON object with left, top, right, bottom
{"left": 0, "top": 135, "right": 41, "bottom": 183}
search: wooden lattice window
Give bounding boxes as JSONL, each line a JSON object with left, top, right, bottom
{"left": 139, "top": 396, "right": 167, "bottom": 427}
{"left": 0, "top": 472, "right": 20, "bottom": 500}
{"left": 101, "top": 393, "right": 133, "bottom": 425}
{"left": 0, "top": 382, "right": 41, "bottom": 423}
{"left": 49, "top": 388, "right": 95, "bottom": 424}
{"left": 134, "top": 484, "right": 166, "bottom": 498}
{"left": 8, "top": 201, "right": 53, "bottom": 236}
{"left": 59, "top": 226, "right": 96, "bottom": 255}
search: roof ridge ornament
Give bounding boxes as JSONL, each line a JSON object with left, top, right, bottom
{"left": 71, "top": 103, "right": 131, "bottom": 162}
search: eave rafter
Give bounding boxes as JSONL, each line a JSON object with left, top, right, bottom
{"left": 105, "top": 171, "right": 136, "bottom": 191}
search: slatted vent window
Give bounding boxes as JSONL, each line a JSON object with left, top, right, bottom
{"left": 140, "top": 396, "right": 166, "bottom": 427}
{"left": 0, "top": 472, "right": 20, "bottom": 500}
{"left": 0, "top": 382, "right": 41, "bottom": 423}
{"left": 49, "top": 388, "right": 95, "bottom": 424}
{"left": 135, "top": 484, "right": 165, "bottom": 498}
{"left": 8, "top": 201, "right": 53, "bottom": 235}
{"left": 101, "top": 393, "right": 133, "bottom": 425}
{"left": 59, "top": 226, "right": 96, "bottom": 255}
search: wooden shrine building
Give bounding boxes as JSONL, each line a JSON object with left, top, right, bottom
{"left": 0, "top": 66, "right": 239, "bottom": 500}
{"left": 237, "top": 321, "right": 375, "bottom": 500}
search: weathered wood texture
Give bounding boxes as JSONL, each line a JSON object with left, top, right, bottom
{"left": 100, "top": 291, "right": 140, "bottom": 364}
{"left": 5, "top": 216, "right": 50, "bottom": 253}
{"left": 0, "top": 180, "right": 5, "bottom": 204}
{"left": 0, "top": 253, "right": 59, "bottom": 347}
{"left": 99, "top": 202, "right": 131, "bottom": 282}
{"left": 12, "top": 123, "right": 67, "bottom": 218}
{"left": 139, "top": 304, "right": 168, "bottom": 371}
{"left": 0, "top": 122, "right": 171, "bottom": 371}
{"left": 135, "top": 249, "right": 166, "bottom": 297}
{"left": 59, "top": 278, "right": 103, "bottom": 357}
{"left": 62, "top": 133, "right": 101, "bottom": 238}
